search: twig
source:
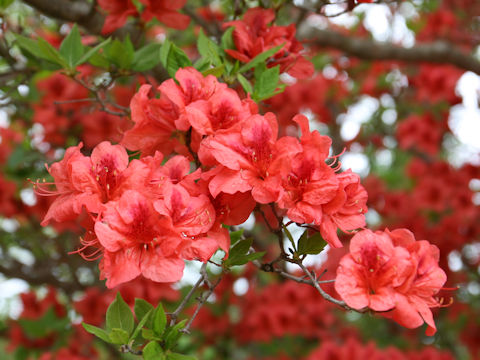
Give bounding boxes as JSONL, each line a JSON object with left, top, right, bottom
{"left": 181, "top": 273, "right": 222, "bottom": 334}
{"left": 120, "top": 344, "right": 142, "bottom": 356}
{"left": 169, "top": 263, "right": 208, "bottom": 326}
{"left": 296, "top": 261, "right": 365, "bottom": 312}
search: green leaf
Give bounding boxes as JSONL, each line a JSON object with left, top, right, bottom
{"left": 109, "top": 327, "right": 130, "bottom": 345}
{"left": 160, "top": 39, "right": 192, "bottom": 78}
{"left": 76, "top": 38, "right": 111, "bottom": 67}
{"left": 14, "top": 35, "right": 42, "bottom": 58}
{"left": 19, "top": 308, "right": 68, "bottom": 338}
{"left": 238, "top": 43, "right": 284, "bottom": 73}
{"left": 0, "top": 0, "right": 14, "bottom": 9}
{"left": 297, "top": 231, "right": 327, "bottom": 255}
{"left": 143, "top": 341, "right": 165, "bottom": 360}
{"left": 236, "top": 73, "right": 253, "bottom": 94}
{"left": 37, "top": 38, "right": 68, "bottom": 67}
{"left": 229, "top": 238, "right": 252, "bottom": 258}
{"left": 221, "top": 27, "right": 235, "bottom": 51}
{"left": 202, "top": 64, "right": 225, "bottom": 77}
{"left": 229, "top": 229, "right": 244, "bottom": 246}
{"left": 152, "top": 304, "right": 167, "bottom": 337}
{"left": 167, "top": 352, "right": 197, "bottom": 360}
{"left": 225, "top": 238, "right": 254, "bottom": 266}
{"left": 14, "top": 347, "right": 28, "bottom": 360}
{"left": 130, "top": 308, "right": 152, "bottom": 341}
{"left": 194, "top": 57, "right": 211, "bottom": 72}
{"left": 197, "top": 29, "right": 222, "bottom": 66}
{"left": 134, "top": 298, "right": 154, "bottom": 325}
{"left": 106, "top": 293, "right": 134, "bottom": 335}
{"left": 253, "top": 65, "right": 280, "bottom": 101}
{"left": 59, "top": 24, "right": 84, "bottom": 69}
{"left": 160, "top": 39, "right": 172, "bottom": 68}
{"left": 164, "top": 319, "right": 187, "bottom": 350}
{"left": 14, "top": 35, "right": 65, "bottom": 67}
{"left": 245, "top": 251, "right": 266, "bottom": 262}
{"left": 132, "top": 43, "right": 162, "bottom": 72}
{"left": 105, "top": 38, "right": 134, "bottom": 69}
{"left": 142, "top": 328, "right": 161, "bottom": 341}
{"left": 82, "top": 323, "right": 111, "bottom": 343}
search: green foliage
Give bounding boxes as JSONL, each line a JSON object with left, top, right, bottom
{"left": 143, "top": 341, "right": 165, "bottom": 360}
{"left": 197, "top": 30, "right": 222, "bottom": 67}
{"left": 253, "top": 63, "right": 283, "bottom": 101}
{"left": 59, "top": 24, "right": 83, "bottom": 69}
{"left": 238, "top": 43, "right": 284, "bottom": 73}
{"left": 225, "top": 237, "right": 266, "bottom": 267}
{"left": 152, "top": 304, "right": 167, "bottom": 337}
{"left": 14, "top": 29, "right": 110, "bottom": 71}
{"left": 132, "top": 43, "right": 162, "bottom": 72}
{"left": 160, "top": 39, "right": 193, "bottom": 78}
{"left": 105, "top": 37, "right": 135, "bottom": 70}
{"left": 83, "top": 294, "right": 195, "bottom": 358}
{"left": 19, "top": 308, "right": 68, "bottom": 338}
{"left": 297, "top": 231, "right": 328, "bottom": 256}
{"left": 106, "top": 293, "right": 135, "bottom": 335}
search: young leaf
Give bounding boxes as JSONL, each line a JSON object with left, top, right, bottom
{"left": 229, "top": 229, "right": 244, "bottom": 247}
{"left": 197, "top": 29, "right": 222, "bottom": 66}
{"left": 143, "top": 341, "right": 165, "bottom": 360}
{"left": 134, "top": 298, "right": 154, "bottom": 324}
{"left": 76, "top": 38, "right": 111, "bottom": 67}
{"left": 14, "top": 35, "right": 65, "bottom": 67}
{"left": 37, "top": 38, "right": 68, "bottom": 67}
{"left": 202, "top": 64, "right": 225, "bottom": 77}
{"left": 238, "top": 43, "right": 284, "bottom": 73}
{"left": 130, "top": 308, "right": 153, "bottom": 342}
{"left": 106, "top": 293, "right": 134, "bottom": 335}
{"left": 254, "top": 65, "right": 280, "bottom": 101}
{"left": 14, "top": 35, "right": 43, "bottom": 59}
{"left": 164, "top": 319, "right": 187, "bottom": 350}
{"left": 142, "top": 328, "right": 161, "bottom": 341}
{"left": 221, "top": 27, "right": 235, "bottom": 51}
{"left": 109, "top": 328, "right": 130, "bottom": 345}
{"left": 152, "top": 304, "right": 167, "bottom": 337}
{"left": 82, "top": 323, "right": 111, "bottom": 343}
{"left": 132, "top": 43, "right": 162, "bottom": 72}
{"left": 167, "top": 45, "right": 193, "bottom": 78}
{"left": 225, "top": 238, "right": 254, "bottom": 266}
{"left": 59, "top": 24, "right": 84, "bottom": 69}
{"left": 297, "top": 231, "right": 328, "bottom": 255}
{"left": 105, "top": 38, "right": 134, "bottom": 69}
{"left": 237, "top": 73, "right": 253, "bottom": 94}
{"left": 160, "top": 39, "right": 172, "bottom": 68}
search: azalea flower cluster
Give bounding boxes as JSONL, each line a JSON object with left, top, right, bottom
{"left": 335, "top": 228, "right": 447, "bottom": 335}
{"left": 224, "top": 7, "right": 314, "bottom": 79}
{"left": 38, "top": 67, "right": 367, "bottom": 287}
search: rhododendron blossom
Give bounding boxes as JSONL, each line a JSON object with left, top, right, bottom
{"left": 335, "top": 229, "right": 447, "bottom": 334}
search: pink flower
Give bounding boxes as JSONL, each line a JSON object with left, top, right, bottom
{"left": 318, "top": 170, "right": 368, "bottom": 248}
{"left": 95, "top": 190, "right": 184, "bottom": 288}
{"left": 384, "top": 229, "right": 447, "bottom": 336}
{"left": 335, "top": 229, "right": 413, "bottom": 311}
{"left": 38, "top": 143, "right": 102, "bottom": 226}
{"left": 335, "top": 229, "right": 447, "bottom": 335}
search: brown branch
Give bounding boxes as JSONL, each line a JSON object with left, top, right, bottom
{"left": 301, "top": 28, "right": 480, "bottom": 75}
{"left": 0, "top": 260, "right": 86, "bottom": 295}
{"left": 168, "top": 263, "right": 208, "bottom": 327}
